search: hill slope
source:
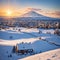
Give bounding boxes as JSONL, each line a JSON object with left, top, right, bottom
{"left": 22, "top": 48, "right": 60, "bottom": 60}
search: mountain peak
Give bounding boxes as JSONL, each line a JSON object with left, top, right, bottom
{"left": 21, "top": 10, "right": 44, "bottom": 17}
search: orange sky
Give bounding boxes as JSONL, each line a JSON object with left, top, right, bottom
{"left": 0, "top": 7, "right": 60, "bottom": 18}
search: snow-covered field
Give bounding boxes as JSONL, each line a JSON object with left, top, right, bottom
{"left": 22, "top": 48, "right": 60, "bottom": 60}
{"left": 0, "top": 27, "right": 60, "bottom": 60}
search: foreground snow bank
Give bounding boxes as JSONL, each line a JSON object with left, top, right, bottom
{"left": 0, "top": 28, "right": 60, "bottom": 60}
{"left": 21, "top": 48, "right": 60, "bottom": 60}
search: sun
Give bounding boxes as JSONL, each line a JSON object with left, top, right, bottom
{"left": 6, "top": 10, "right": 12, "bottom": 16}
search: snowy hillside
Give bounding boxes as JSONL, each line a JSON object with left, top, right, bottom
{"left": 0, "top": 27, "right": 60, "bottom": 60}
{"left": 22, "top": 48, "right": 60, "bottom": 60}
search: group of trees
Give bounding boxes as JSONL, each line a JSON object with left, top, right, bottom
{"left": 54, "top": 29, "right": 60, "bottom": 36}
{"left": 0, "top": 20, "right": 60, "bottom": 29}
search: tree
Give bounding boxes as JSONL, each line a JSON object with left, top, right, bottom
{"left": 12, "top": 46, "right": 16, "bottom": 53}
{"left": 15, "top": 45, "right": 18, "bottom": 53}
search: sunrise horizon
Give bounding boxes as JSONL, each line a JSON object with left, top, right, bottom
{"left": 0, "top": 0, "right": 60, "bottom": 18}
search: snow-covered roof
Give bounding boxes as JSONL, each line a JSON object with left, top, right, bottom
{"left": 17, "top": 42, "right": 32, "bottom": 50}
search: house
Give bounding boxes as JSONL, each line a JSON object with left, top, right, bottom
{"left": 12, "top": 42, "right": 34, "bottom": 54}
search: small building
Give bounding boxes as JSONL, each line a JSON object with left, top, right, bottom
{"left": 13, "top": 42, "right": 34, "bottom": 54}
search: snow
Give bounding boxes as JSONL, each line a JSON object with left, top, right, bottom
{"left": 0, "top": 27, "right": 60, "bottom": 60}
{"left": 20, "top": 10, "right": 60, "bottom": 20}
{"left": 21, "top": 11, "right": 46, "bottom": 17}
{"left": 21, "top": 48, "right": 60, "bottom": 60}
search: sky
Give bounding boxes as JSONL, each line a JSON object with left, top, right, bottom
{"left": 0, "top": 0, "right": 60, "bottom": 17}
{"left": 0, "top": 0, "right": 60, "bottom": 11}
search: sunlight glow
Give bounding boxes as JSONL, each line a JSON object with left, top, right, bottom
{"left": 6, "top": 10, "right": 12, "bottom": 16}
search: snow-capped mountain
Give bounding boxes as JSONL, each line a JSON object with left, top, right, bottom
{"left": 17, "top": 8, "right": 60, "bottom": 21}
{"left": 23, "top": 8, "right": 60, "bottom": 18}
{"left": 21, "top": 10, "right": 47, "bottom": 17}
{"left": 20, "top": 10, "right": 60, "bottom": 20}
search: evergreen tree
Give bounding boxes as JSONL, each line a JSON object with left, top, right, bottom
{"left": 12, "top": 46, "right": 16, "bottom": 53}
